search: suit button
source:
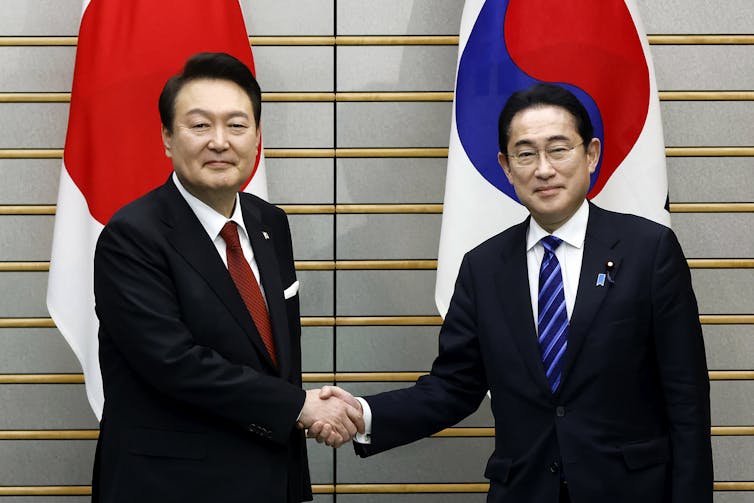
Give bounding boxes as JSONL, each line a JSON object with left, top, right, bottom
{"left": 549, "top": 461, "right": 560, "bottom": 473}
{"left": 556, "top": 406, "right": 565, "bottom": 417}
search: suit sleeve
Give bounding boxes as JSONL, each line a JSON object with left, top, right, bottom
{"left": 650, "top": 227, "right": 713, "bottom": 501}
{"left": 356, "top": 254, "right": 488, "bottom": 456}
{"left": 94, "top": 215, "right": 305, "bottom": 444}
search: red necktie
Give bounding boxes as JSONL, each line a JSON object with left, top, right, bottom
{"left": 220, "top": 221, "right": 277, "bottom": 367}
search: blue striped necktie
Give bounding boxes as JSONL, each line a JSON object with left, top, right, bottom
{"left": 538, "top": 235, "right": 568, "bottom": 392}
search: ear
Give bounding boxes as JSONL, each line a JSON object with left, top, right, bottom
{"left": 161, "top": 125, "right": 173, "bottom": 158}
{"left": 586, "top": 138, "right": 601, "bottom": 174}
{"left": 499, "top": 152, "right": 514, "bottom": 184}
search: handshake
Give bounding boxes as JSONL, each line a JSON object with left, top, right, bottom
{"left": 297, "top": 385, "right": 363, "bottom": 448}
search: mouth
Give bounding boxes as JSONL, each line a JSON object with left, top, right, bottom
{"left": 535, "top": 186, "right": 561, "bottom": 196}
{"left": 204, "top": 160, "right": 235, "bottom": 168}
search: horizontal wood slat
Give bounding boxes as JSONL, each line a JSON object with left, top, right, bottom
{"left": 0, "top": 483, "right": 750, "bottom": 496}
{"left": 4, "top": 259, "right": 754, "bottom": 272}
{"left": 2, "top": 315, "right": 754, "bottom": 329}
{"left": 1, "top": 426, "right": 753, "bottom": 441}
{"left": 2, "top": 203, "right": 753, "bottom": 215}
{"left": 3, "top": 91, "right": 754, "bottom": 103}
{"left": 3, "top": 147, "right": 754, "bottom": 160}
{"left": 2, "top": 35, "right": 754, "bottom": 47}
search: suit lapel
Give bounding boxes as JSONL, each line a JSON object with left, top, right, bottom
{"left": 159, "top": 179, "right": 279, "bottom": 374}
{"left": 242, "top": 203, "right": 292, "bottom": 379}
{"left": 561, "top": 204, "right": 622, "bottom": 386}
{"left": 494, "top": 220, "right": 553, "bottom": 396}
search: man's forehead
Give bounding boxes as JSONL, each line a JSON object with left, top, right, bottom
{"left": 174, "top": 78, "right": 250, "bottom": 108}
{"left": 509, "top": 105, "right": 578, "bottom": 138}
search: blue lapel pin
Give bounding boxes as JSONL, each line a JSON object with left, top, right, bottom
{"left": 596, "top": 273, "right": 606, "bottom": 287}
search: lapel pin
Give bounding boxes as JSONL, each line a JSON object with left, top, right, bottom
{"left": 596, "top": 273, "right": 606, "bottom": 287}
{"left": 605, "top": 260, "right": 616, "bottom": 284}
{"left": 262, "top": 231, "right": 270, "bottom": 240}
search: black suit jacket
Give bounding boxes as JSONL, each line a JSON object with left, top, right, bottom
{"left": 92, "top": 177, "right": 312, "bottom": 502}
{"left": 357, "top": 203, "right": 713, "bottom": 503}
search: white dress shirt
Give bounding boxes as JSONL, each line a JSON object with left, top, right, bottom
{"left": 172, "top": 172, "right": 267, "bottom": 303}
{"left": 525, "top": 199, "right": 589, "bottom": 326}
{"left": 355, "top": 200, "right": 590, "bottom": 444}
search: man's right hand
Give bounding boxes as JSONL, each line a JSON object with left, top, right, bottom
{"left": 298, "top": 388, "right": 364, "bottom": 448}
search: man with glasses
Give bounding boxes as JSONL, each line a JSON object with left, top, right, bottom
{"left": 317, "top": 83, "right": 713, "bottom": 502}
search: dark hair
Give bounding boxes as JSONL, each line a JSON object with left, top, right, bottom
{"left": 159, "top": 52, "right": 262, "bottom": 132}
{"left": 497, "top": 83, "right": 593, "bottom": 155}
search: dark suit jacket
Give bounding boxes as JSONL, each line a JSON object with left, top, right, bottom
{"left": 92, "top": 177, "right": 312, "bottom": 502}
{"left": 357, "top": 203, "right": 712, "bottom": 503}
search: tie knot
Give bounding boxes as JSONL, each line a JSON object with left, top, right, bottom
{"left": 541, "top": 235, "right": 562, "bottom": 253}
{"left": 220, "top": 221, "right": 241, "bottom": 249}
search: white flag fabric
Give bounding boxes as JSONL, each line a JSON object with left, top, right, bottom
{"left": 47, "top": 0, "right": 266, "bottom": 419}
{"left": 436, "top": 0, "right": 669, "bottom": 317}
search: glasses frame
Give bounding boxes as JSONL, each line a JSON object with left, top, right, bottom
{"left": 506, "top": 141, "right": 585, "bottom": 168}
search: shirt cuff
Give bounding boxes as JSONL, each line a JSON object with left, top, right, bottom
{"left": 354, "top": 397, "right": 372, "bottom": 444}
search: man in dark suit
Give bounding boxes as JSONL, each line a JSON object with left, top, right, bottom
{"left": 318, "top": 83, "right": 713, "bottom": 502}
{"left": 92, "top": 52, "right": 362, "bottom": 503}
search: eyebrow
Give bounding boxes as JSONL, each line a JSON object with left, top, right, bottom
{"left": 184, "top": 108, "right": 250, "bottom": 120}
{"left": 512, "top": 135, "right": 572, "bottom": 148}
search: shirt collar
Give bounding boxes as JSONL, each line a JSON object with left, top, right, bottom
{"left": 526, "top": 199, "right": 589, "bottom": 252}
{"left": 172, "top": 172, "right": 248, "bottom": 242}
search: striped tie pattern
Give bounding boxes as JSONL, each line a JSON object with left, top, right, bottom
{"left": 538, "top": 235, "right": 568, "bottom": 392}
{"left": 220, "top": 221, "right": 277, "bottom": 367}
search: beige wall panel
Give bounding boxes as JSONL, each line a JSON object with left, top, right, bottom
{"left": 337, "top": 437, "right": 493, "bottom": 483}
{"left": 0, "top": 215, "right": 54, "bottom": 261}
{"left": 288, "top": 214, "right": 333, "bottom": 260}
{"left": 0, "top": 46, "right": 75, "bottom": 91}
{"left": 302, "top": 327, "right": 333, "bottom": 372}
{"left": 714, "top": 494, "right": 754, "bottom": 503}
{"left": 254, "top": 46, "right": 333, "bottom": 92}
{"left": 0, "top": 385, "right": 97, "bottom": 428}
{"left": 0, "top": 0, "right": 81, "bottom": 35}
{"left": 0, "top": 328, "right": 80, "bottom": 373}
{"left": 710, "top": 381, "right": 754, "bottom": 426}
{"left": 336, "top": 158, "right": 446, "bottom": 204}
{"left": 691, "top": 270, "right": 754, "bottom": 314}
{"left": 337, "top": 102, "right": 451, "bottom": 148}
{"left": 297, "top": 270, "right": 334, "bottom": 316}
{"left": 0, "top": 499, "right": 90, "bottom": 503}
{"left": 305, "top": 436, "right": 334, "bottom": 483}
{"left": 267, "top": 158, "right": 334, "bottom": 204}
{"left": 336, "top": 326, "right": 440, "bottom": 371}
{"left": 672, "top": 213, "right": 754, "bottom": 258}
{"left": 339, "top": 496, "right": 484, "bottom": 503}
{"left": 0, "top": 440, "right": 95, "bottom": 485}
{"left": 336, "top": 214, "right": 441, "bottom": 260}
{"left": 0, "top": 159, "right": 60, "bottom": 204}
{"left": 661, "top": 102, "right": 754, "bottom": 147}
{"left": 713, "top": 437, "right": 754, "bottom": 480}
{"left": 337, "top": 0, "right": 463, "bottom": 35}
{"left": 0, "top": 103, "right": 68, "bottom": 148}
{"left": 667, "top": 158, "right": 754, "bottom": 203}
{"left": 337, "top": 46, "right": 456, "bottom": 92}
{"left": 704, "top": 326, "right": 754, "bottom": 370}
{"left": 242, "top": 0, "right": 334, "bottom": 36}
{"left": 637, "top": 0, "right": 754, "bottom": 34}
{"left": 263, "top": 102, "right": 334, "bottom": 148}
{"left": 0, "top": 272, "right": 48, "bottom": 316}
{"left": 653, "top": 46, "right": 754, "bottom": 91}
{"left": 336, "top": 270, "right": 437, "bottom": 316}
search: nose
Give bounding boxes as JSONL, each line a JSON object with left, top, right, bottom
{"left": 534, "top": 152, "right": 555, "bottom": 177}
{"left": 208, "top": 126, "right": 229, "bottom": 151}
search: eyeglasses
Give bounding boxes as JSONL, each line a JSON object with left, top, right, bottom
{"left": 507, "top": 142, "right": 584, "bottom": 168}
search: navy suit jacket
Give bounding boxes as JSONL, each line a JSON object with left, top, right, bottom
{"left": 92, "top": 177, "right": 311, "bottom": 502}
{"left": 357, "top": 203, "right": 712, "bottom": 503}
